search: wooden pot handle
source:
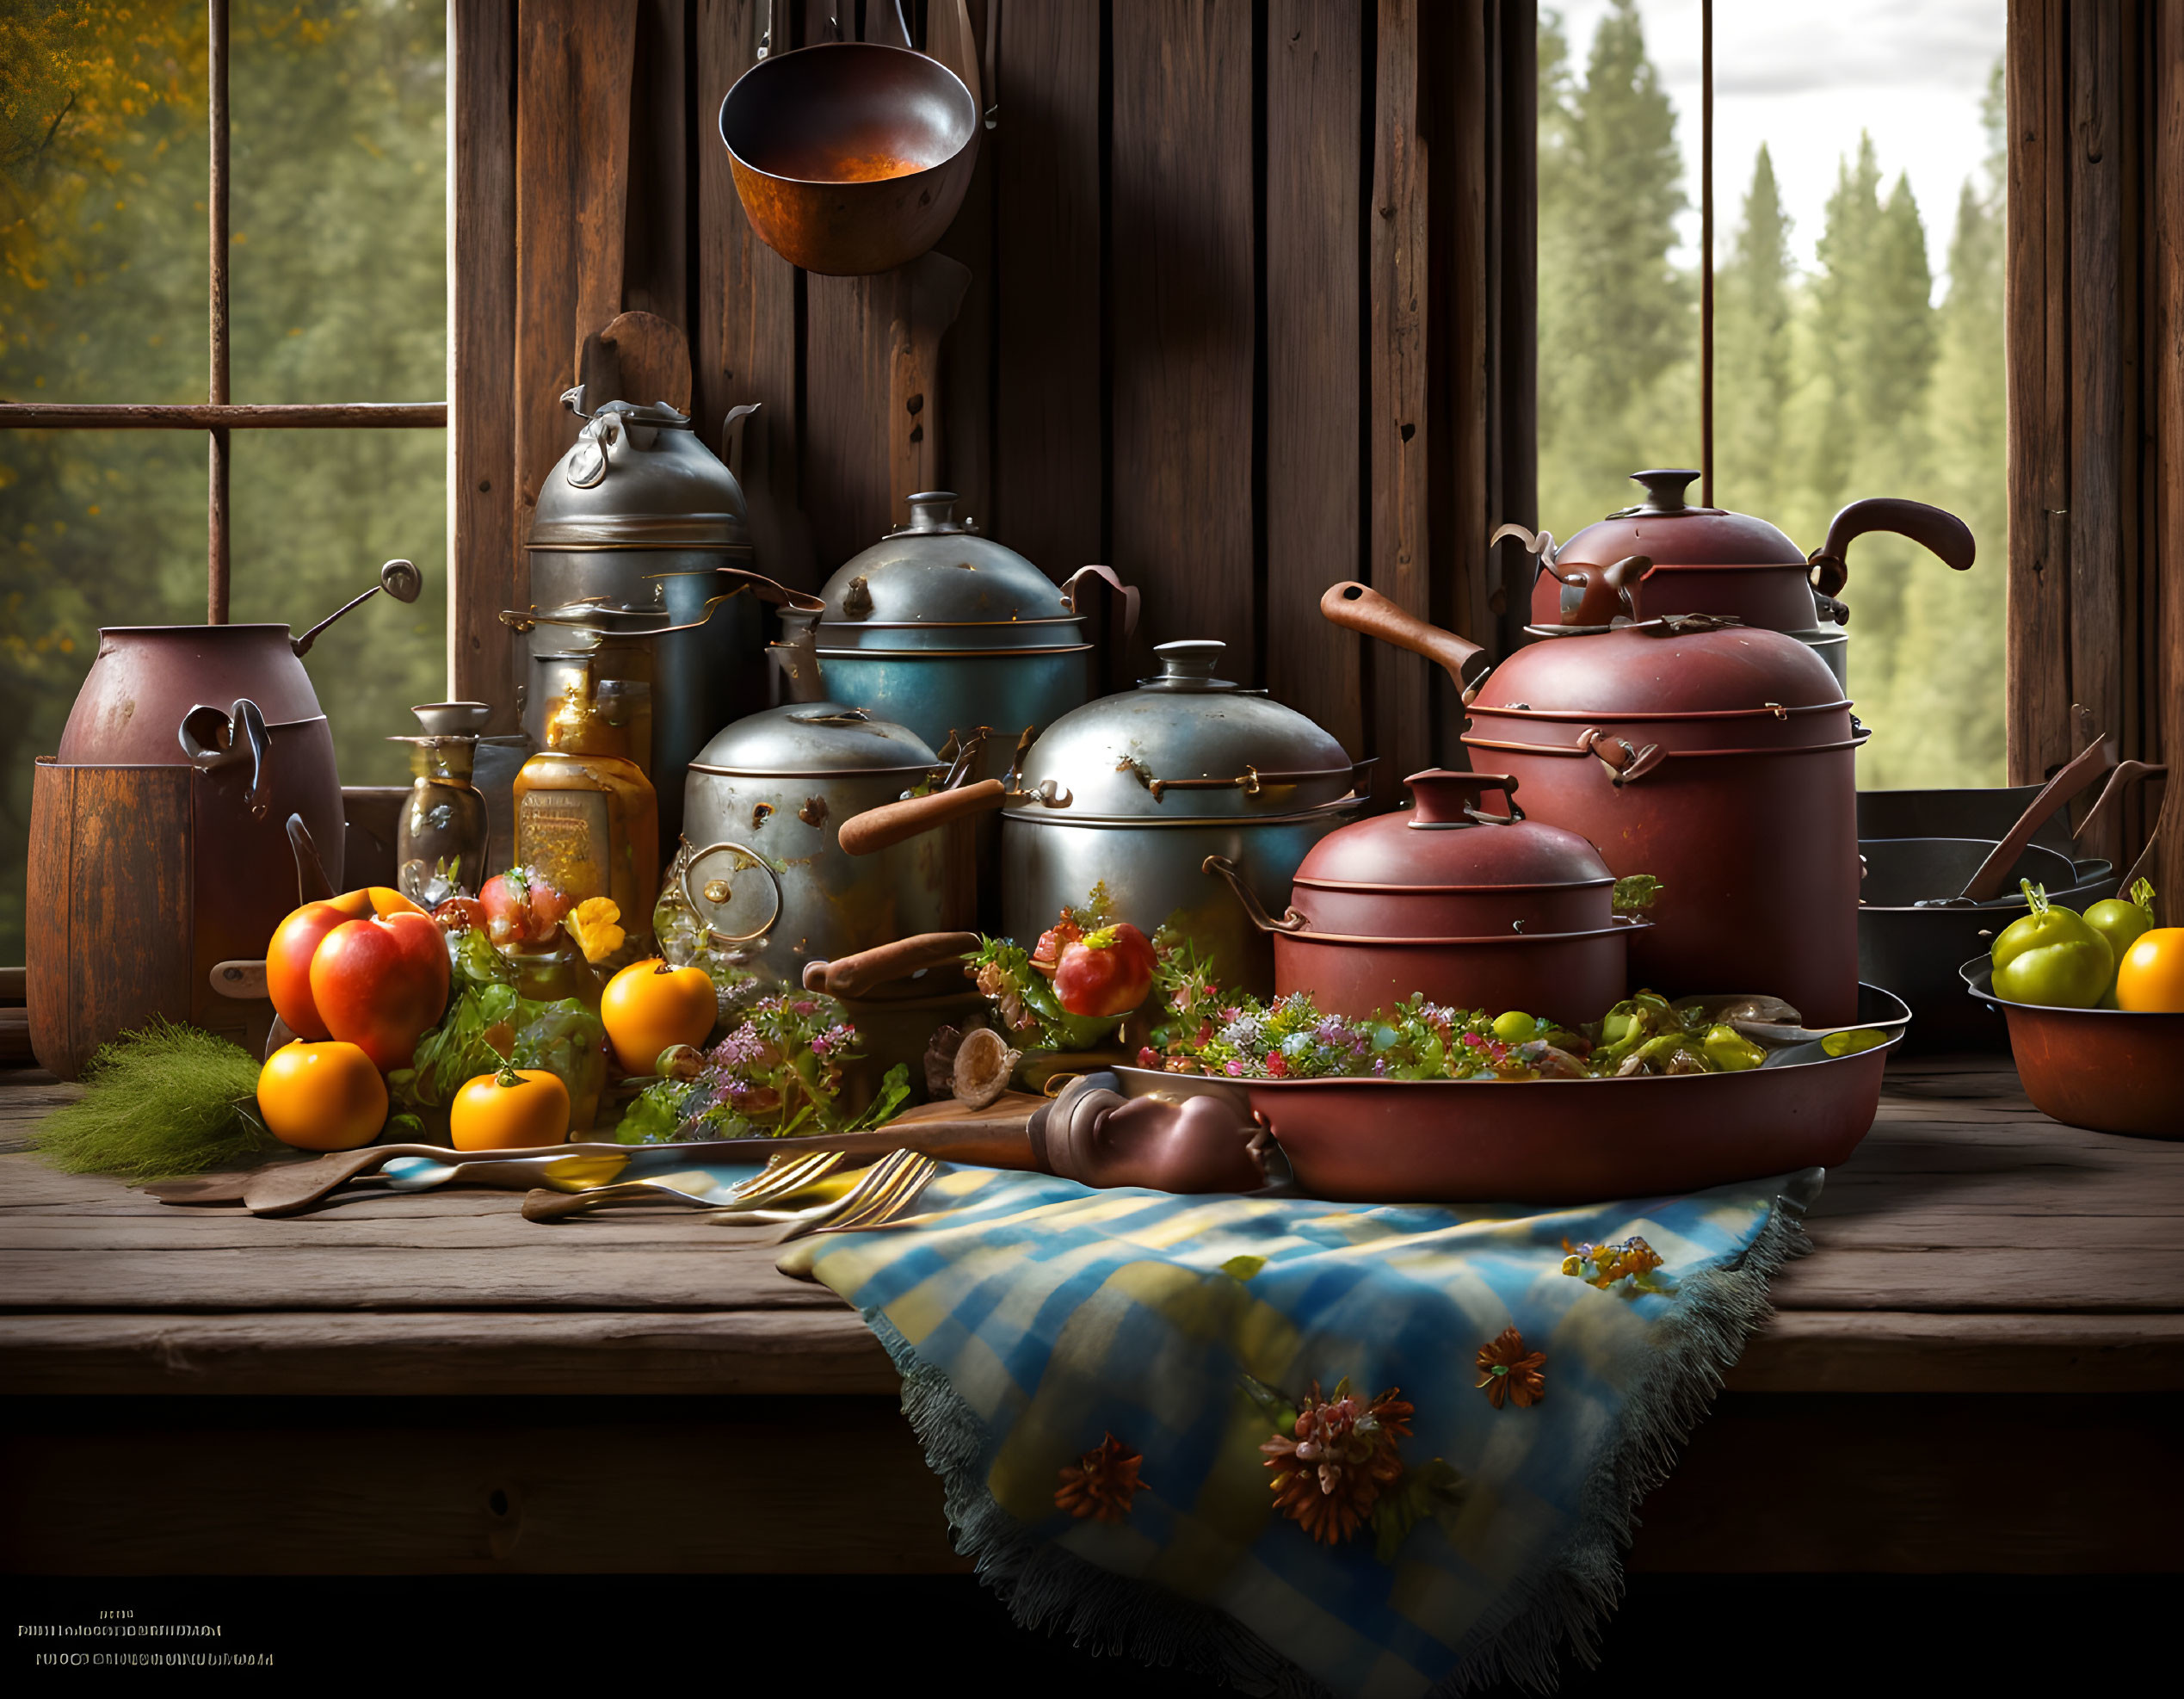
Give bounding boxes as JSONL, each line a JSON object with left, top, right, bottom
{"left": 1957, "top": 736, "right": 2115, "bottom": 903}
{"left": 1808, "top": 497, "right": 1977, "bottom": 597}
{"left": 801, "top": 931, "right": 980, "bottom": 998}
{"left": 1318, "top": 582, "right": 1488, "bottom": 687}
{"left": 837, "top": 778, "right": 1006, "bottom": 856}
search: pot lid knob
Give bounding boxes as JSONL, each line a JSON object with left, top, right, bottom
{"left": 1144, "top": 639, "right": 1237, "bottom": 692}
{"left": 1404, "top": 768, "right": 1523, "bottom": 826}
{"left": 1613, "top": 468, "right": 1705, "bottom": 517}
{"left": 892, "top": 491, "right": 972, "bottom": 535}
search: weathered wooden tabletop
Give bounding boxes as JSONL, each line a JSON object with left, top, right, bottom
{"left": 3, "top": 1055, "right": 2179, "bottom": 1577}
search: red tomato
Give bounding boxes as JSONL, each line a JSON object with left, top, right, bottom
{"left": 478, "top": 869, "right": 571, "bottom": 947}
{"left": 266, "top": 887, "right": 449, "bottom": 1072}
{"left": 1052, "top": 924, "right": 1157, "bottom": 1017}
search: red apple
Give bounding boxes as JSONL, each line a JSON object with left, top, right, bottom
{"left": 266, "top": 887, "right": 449, "bottom": 1071}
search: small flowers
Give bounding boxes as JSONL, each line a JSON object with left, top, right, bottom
{"left": 1475, "top": 1327, "right": 1546, "bottom": 1409}
{"left": 1261, "top": 1379, "right": 1413, "bottom": 1545}
{"left": 1561, "top": 1234, "right": 1670, "bottom": 1291}
{"left": 565, "top": 897, "right": 625, "bottom": 964}
{"left": 1055, "top": 1433, "right": 1144, "bottom": 1523}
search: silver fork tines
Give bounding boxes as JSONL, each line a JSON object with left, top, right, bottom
{"left": 755, "top": 1149, "right": 939, "bottom": 1242}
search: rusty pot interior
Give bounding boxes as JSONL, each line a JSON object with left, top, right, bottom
{"left": 721, "top": 43, "right": 973, "bottom": 186}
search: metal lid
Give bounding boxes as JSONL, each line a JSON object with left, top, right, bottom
{"left": 1010, "top": 640, "right": 1358, "bottom": 821}
{"left": 527, "top": 392, "right": 753, "bottom": 553}
{"left": 1294, "top": 771, "right": 1613, "bottom": 891}
{"left": 688, "top": 701, "right": 941, "bottom": 776}
{"left": 1556, "top": 469, "right": 1805, "bottom": 568}
{"left": 814, "top": 491, "right": 1080, "bottom": 652}
{"left": 1481, "top": 619, "right": 1847, "bottom": 718}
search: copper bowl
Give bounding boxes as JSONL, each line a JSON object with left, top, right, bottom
{"left": 1119, "top": 985, "right": 1909, "bottom": 1204}
{"left": 719, "top": 43, "right": 978, "bottom": 277}
{"left": 1960, "top": 959, "right": 2184, "bottom": 1139}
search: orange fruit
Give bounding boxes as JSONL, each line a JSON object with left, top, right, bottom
{"left": 450, "top": 1067, "right": 571, "bottom": 1151}
{"left": 256, "top": 1040, "right": 388, "bottom": 1152}
{"left": 2115, "top": 927, "right": 2184, "bottom": 1012}
{"left": 600, "top": 958, "right": 718, "bottom": 1074}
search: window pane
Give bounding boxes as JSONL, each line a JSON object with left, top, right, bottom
{"left": 0, "top": 0, "right": 445, "bottom": 964}
{"left": 229, "top": 427, "right": 446, "bottom": 790}
{"left": 1538, "top": 0, "right": 2009, "bottom": 789}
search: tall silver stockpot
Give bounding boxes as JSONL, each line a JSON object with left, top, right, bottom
{"left": 680, "top": 701, "right": 973, "bottom": 988}
{"left": 836, "top": 640, "right": 1368, "bottom": 994}
{"left": 525, "top": 390, "right": 820, "bottom": 848}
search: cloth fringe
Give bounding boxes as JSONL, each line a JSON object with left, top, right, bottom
{"left": 862, "top": 1183, "right": 1814, "bottom": 1699}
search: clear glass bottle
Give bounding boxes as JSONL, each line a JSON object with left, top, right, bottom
{"left": 393, "top": 710, "right": 492, "bottom": 909}
{"left": 514, "top": 664, "right": 659, "bottom": 956}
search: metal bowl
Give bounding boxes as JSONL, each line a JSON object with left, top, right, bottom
{"left": 1116, "top": 985, "right": 1909, "bottom": 1204}
{"left": 719, "top": 43, "right": 978, "bottom": 277}
{"left": 1960, "top": 959, "right": 2184, "bottom": 1139}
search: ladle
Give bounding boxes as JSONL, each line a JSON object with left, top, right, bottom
{"left": 290, "top": 559, "right": 422, "bottom": 658}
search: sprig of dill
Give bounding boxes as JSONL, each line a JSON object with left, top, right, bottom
{"left": 36, "top": 1020, "right": 275, "bottom": 1182}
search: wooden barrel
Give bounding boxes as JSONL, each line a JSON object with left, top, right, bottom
{"left": 28, "top": 759, "right": 279, "bottom": 1079}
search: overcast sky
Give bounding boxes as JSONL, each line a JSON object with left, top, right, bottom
{"left": 1548, "top": 0, "right": 2007, "bottom": 300}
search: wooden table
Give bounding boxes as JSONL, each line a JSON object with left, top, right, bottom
{"left": 2, "top": 1056, "right": 2179, "bottom": 1578}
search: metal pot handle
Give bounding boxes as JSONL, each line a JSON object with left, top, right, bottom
{"left": 1061, "top": 564, "right": 1142, "bottom": 645}
{"left": 1201, "top": 855, "right": 1307, "bottom": 935}
{"left": 1575, "top": 726, "right": 1665, "bottom": 788}
{"left": 682, "top": 841, "right": 784, "bottom": 947}
{"left": 178, "top": 697, "right": 272, "bottom": 820}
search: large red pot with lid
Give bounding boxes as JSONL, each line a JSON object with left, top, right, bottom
{"left": 1518, "top": 469, "right": 1975, "bottom": 689}
{"left": 1205, "top": 769, "right": 1643, "bottom": 1023}
{"left": 1323, "top": 582, "right": 1866, "bottom": 1028}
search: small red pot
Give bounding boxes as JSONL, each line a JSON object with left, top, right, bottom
{"left": 1206, "top": 769, "right": 1642, "bottom": 1024}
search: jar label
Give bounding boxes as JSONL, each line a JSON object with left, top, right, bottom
{"left": 518, "top": 788, "right": 610, "bottom": 903}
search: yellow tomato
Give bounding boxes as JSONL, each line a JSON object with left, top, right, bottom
{"left": 450, "top": 1066, "right": 571, "bottom": 1151}
{"left": 2115, "top": 927, "right": 2184, "bottom": 1012}
{"left": 600, "top": 958, "right": 717, "bottom": 1074}
{"left": 256, "top": 1040, "right": 387, "bottom": 1152}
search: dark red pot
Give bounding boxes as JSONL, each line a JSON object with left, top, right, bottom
{"left": 1206, "top": 769, "right": 1640, "bottom": 1023}
{"left": 1323, "top": 586, "right": 1867, "bottom": 1028}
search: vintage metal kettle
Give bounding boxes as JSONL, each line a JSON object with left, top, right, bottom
{"left": 523, "top": 389, "right": 822, "bottom": 848}
{"left": 1508, "top": 469, "right": 1977, "bottom": 689}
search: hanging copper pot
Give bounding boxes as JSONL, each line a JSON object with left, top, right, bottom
{"left": 1508, "top": 469, "right": 1976, "bottom": 689}
{"left": 1323, "top": 578, "right": 1866, "bottom": 1028}
{"left": 1205, "top": 769, "right": 1644, "bottom": 1024}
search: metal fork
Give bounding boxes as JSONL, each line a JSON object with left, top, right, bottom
{"left": 521, "top": 1149, "right": 847, "bottom": 1224}
{"left": 726, "top": 1148, "right": 940, "bottom": 1241}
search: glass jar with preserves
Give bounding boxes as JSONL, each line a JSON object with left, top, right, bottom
{"left": 514, "top": 664, "right": 658, "bottom": 961}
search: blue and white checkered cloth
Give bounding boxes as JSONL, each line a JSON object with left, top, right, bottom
{"left": 778, "top": 1162, "right": 1821, "bottom": 1696}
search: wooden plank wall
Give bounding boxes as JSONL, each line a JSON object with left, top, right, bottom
{"left": 2006, "top": 0, "right": 2180, "bottom": 903}
{"left": 451, "top": 0, "right": 1539, "bottom": 792}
